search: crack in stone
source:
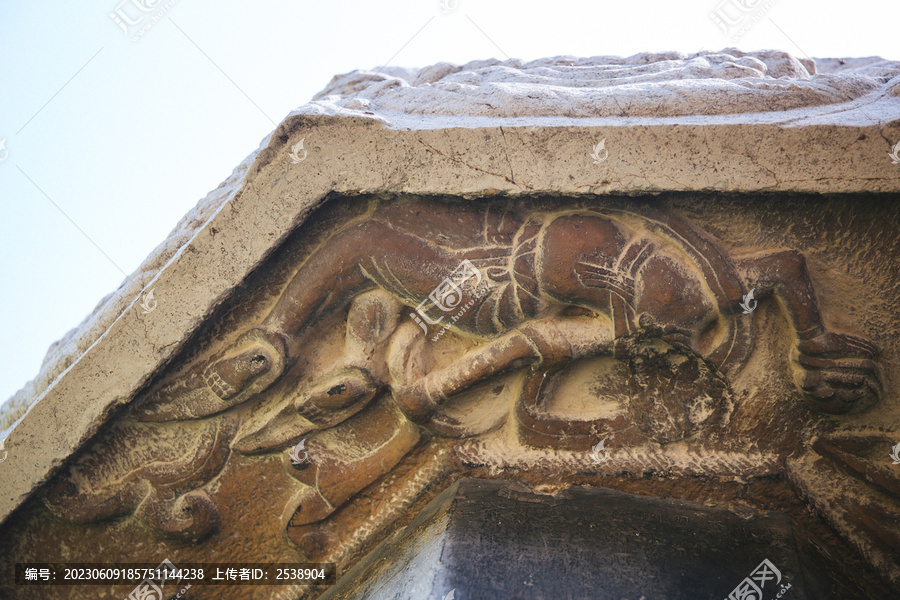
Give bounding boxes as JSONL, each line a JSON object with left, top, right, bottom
{"left": 417, "top": 136, "right": 533, "bottom": 191}
{"left": 498, "top": 126, "right": 516, "bottom": 184}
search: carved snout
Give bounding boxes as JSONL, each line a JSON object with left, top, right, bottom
{"left": 283, "top": 398, "right": 420, "bottom": 529}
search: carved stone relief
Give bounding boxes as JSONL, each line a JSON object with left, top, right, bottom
{"left": 1, "top": 193, "right": 897, "bottom": 599}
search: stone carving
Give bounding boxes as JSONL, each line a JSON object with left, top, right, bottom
{"left": 314, "top": 50, "right": 900, "bottom": 119}
{"left": 138, "top": 198, "right": 879, "bottom": 421}
{"left": 44, "top": 417, "right": 235, "bottom": 542}
{"left": 39, "top": 196, "right": 894, "bottom": 592}
{"left": 789, "top": 424, "right": 900, "bottom": 584}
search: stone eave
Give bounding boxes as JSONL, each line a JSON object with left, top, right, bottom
{"left": 1, "top": 100, "right": 899, "bottom": 524}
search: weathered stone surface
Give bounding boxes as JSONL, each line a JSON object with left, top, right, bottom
{"left": 315, "top": 50, "right": 900, "bottom": 119}
{"left": 1, "top": 51, "right": 899, "bottom": 600}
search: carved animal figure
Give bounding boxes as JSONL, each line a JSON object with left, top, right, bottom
{"left": 43, "top": 197, "right": 892, "bottom": 583}
{"left": 143, "top": 197, "right": 881, "bottom": 424}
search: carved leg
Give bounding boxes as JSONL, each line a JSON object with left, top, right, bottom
{"left": 735, "top": 251, "right": 881, "bottom": 413}
{"left": 391, "top": 316, "right": 614, "bottom": 423}
{"left": 263, "top": 221, "right": 469, "bottom": 340}
{"left": 226, "top": 221, "right": 469, "bottom": 385}
{"left": 736, "top": 250, "right": 826, "bottom": 339}
{"left": 539, "top": 215, "right": 715, "bottom": 347}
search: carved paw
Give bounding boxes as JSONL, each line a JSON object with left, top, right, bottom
{"left": 797, "top": 331, "right": 880, "bottom": 359}
{"left": 795, "top": 368, "right": 882, "bottom": 414}
{"left": 793, "top": 332, "right": 882, "bottom": 414}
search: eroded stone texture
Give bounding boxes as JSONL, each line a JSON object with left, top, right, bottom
{"left": 1, "top": 191, "right": 898, "bottom": 600}
{"left": 314, "top": 50, "right": 900, "bottom": 123}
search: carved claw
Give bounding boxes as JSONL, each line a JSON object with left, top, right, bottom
{"left": 135, "top": 329, "right": 288, "bottom": 421}
{"left": 795, "top": 367, "right": 882, "bottom": 415}
{"left": 793, "top": 332, "right": 882, "bottom": 414}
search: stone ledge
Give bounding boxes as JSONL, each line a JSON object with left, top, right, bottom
{"left": 1, "top": 51, "right": 898, "bottom": 529}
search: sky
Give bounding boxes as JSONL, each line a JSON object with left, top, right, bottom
{"left": 0, "top": 0, "right": 897, "bottom": 407}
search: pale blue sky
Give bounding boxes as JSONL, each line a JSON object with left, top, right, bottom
{"left": 0, "top": 0, "right": 897, "bottom": 405}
